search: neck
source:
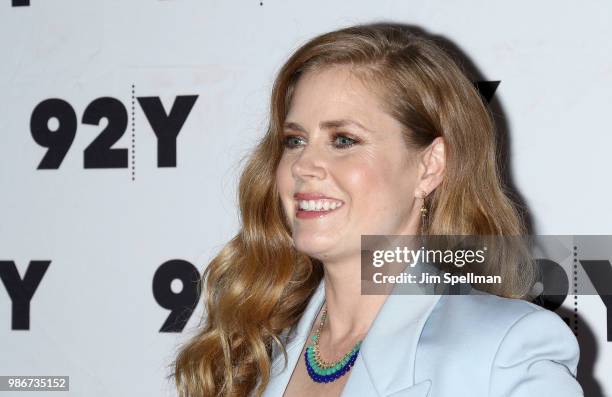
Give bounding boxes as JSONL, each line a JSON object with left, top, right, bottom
{"left": 320, "top": 252, "right": 389, "bottom": 346}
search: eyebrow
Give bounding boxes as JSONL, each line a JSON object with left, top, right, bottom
{"left": 283, "top": 119, "right": 373, "bottom": 133}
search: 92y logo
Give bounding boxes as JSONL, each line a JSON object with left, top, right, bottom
{"left": 30, "top": 95, "right": 198, "bottom": 169}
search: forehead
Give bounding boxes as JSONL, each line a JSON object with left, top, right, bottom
{"left": 286, "top": 66, "right": 395, "bottom": 131}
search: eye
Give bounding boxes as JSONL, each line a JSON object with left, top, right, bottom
{"left": 282, "top": 135, "right": 305, "bottom": 149}
{"left": 332, "top": 133, "right": 359, "bottom": 149}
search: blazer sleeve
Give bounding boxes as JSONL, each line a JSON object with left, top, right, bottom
{"left": 488, "top": 307, "right": 584, "bottom": 397}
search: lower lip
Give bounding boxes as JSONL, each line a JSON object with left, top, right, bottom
{"left": 296, "top": 205, "right": 343, "bottom": 219}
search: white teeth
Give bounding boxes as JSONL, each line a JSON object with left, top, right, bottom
{"left": 297, "top": 199, "right": 343, "bottom": 212}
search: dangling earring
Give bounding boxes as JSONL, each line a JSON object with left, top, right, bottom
{"left": 419, "top": 190, "right": 428, "bottom": 235}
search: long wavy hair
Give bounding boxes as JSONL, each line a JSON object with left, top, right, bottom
{"left": 171, "top": 22, "right": 534, "bottom": 397}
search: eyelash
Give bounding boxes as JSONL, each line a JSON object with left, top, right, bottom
{"left": 282, "top": 133, "right": 359, "bottom": 150}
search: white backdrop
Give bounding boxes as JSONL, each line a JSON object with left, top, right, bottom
{"left": 1, "top": 0, "right": 611, "bottom": 396}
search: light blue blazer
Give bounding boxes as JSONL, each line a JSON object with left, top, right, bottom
{"left": 262, "top": 267, "right": 583, "bottom": 397}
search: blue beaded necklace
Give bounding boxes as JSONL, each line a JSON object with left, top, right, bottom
{"left": 304, "top": 305, "right": 362, "bottom": 383}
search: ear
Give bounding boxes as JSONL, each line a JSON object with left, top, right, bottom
{"left": 414, "top": 137, "right": 445, "bottom": 198}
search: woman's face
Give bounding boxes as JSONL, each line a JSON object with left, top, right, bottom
{"left": 275, "top": 65, "right": 424, "bottom": 263}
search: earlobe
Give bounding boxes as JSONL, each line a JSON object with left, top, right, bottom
{"left": 414, "top": 189, "right": 428, "bottom": 200}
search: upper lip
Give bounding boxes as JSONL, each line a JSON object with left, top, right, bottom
{"left": 293, "top": 192, "right": 342, "bottom": 201}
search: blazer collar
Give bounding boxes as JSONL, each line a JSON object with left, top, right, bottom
{"left": 265, "top": 262, "right": 442, "bottom": 397}
{"left": 263, "top": 279, "right": 327, "bottom": 397}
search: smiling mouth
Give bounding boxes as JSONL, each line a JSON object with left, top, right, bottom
{"left": 295, "top": 199, "right": 344, "bottom": 219}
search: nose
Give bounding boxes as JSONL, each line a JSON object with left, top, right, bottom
{"left": 291, "top": 142, "right": 327, "bottom": 181}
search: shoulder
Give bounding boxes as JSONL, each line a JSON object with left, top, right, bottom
{"left": 423, "top": 291, "right": 555, "bottom": 349}
{"left": 431, "top": 292, "right": 580, "bottom": 368}
{"left": 445, "top": 291, "right": 573, "bottom": 335}
{"left": 417, "top": 292, "right": 583, "bottom": 396}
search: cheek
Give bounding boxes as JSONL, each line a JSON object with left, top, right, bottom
{"left": 340, "top": 156, "right": 408, "bottom": 215}
{"left": 275, "top": 158, "right": 294, "bottom": 208}
{"left": 342, "top": 159, "right": 391, "bottom": 204}
{"left": 275, "top": 156, "right": 290, "bottom": 187}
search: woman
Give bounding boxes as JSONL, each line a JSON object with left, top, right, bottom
{"left": 172, "top": 23, "right": 583, "bottom": 397}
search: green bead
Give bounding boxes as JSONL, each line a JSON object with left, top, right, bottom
{"left": 304, "top": 304, "right": 363, "bottom": 382}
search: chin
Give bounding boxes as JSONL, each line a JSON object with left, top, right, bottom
{"left": 293, "top": 236, "right": 335, "bottom": 259}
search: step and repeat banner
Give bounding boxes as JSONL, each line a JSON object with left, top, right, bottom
{"left": 1, "top": 1, "right": 611, "bottom": 396}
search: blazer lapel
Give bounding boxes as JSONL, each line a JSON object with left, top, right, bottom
{"left": 383, "top": 380, "right": 433, "bottom": 397}
{"left": 262, "top": 279, "right": 326, "bottom": 397}
{"left": 341, "top": 261, "right": 442, "bottom": 397}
